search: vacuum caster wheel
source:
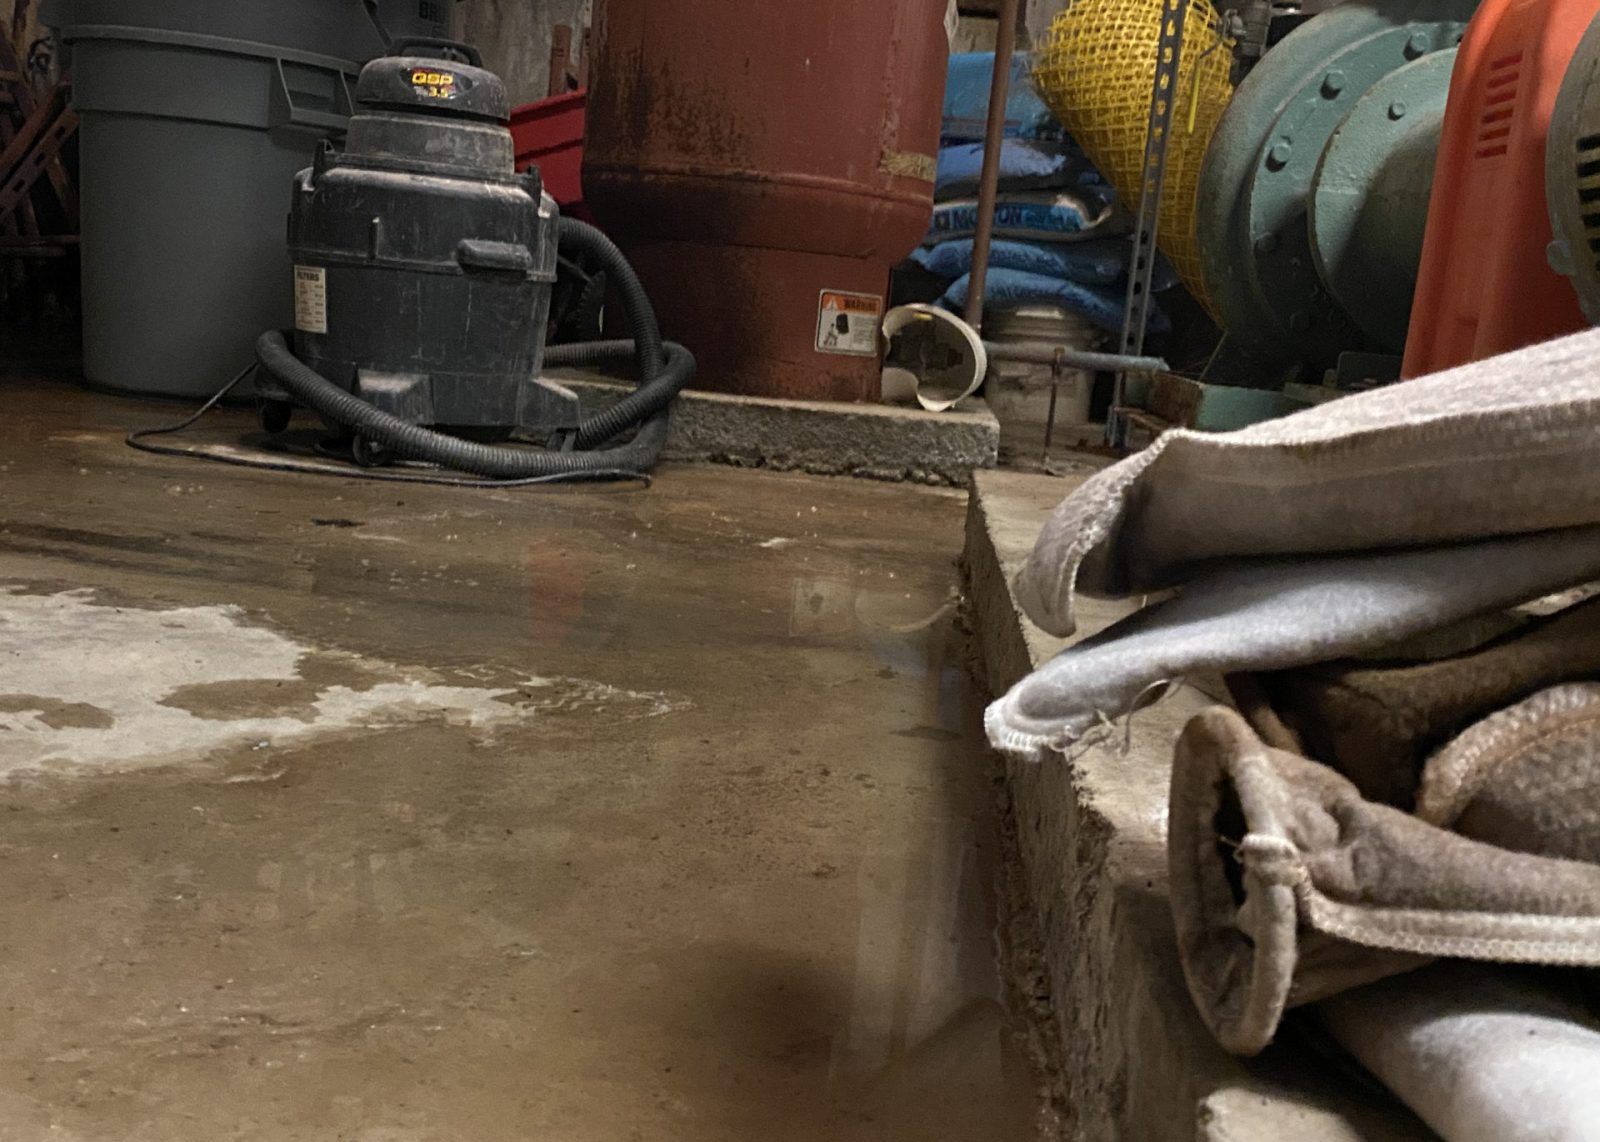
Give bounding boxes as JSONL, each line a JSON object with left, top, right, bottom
{"left": 258, "top": 399, "right": 293, "bottom": 435}
{"left": 351, "top": 435, "right": 391, "bottom": 468}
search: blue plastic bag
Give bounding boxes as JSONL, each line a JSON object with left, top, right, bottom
{"left": 935, "top": 139, "right": 1107, "bottom": 202}
{"left": 913, "top": 237, "right": 1181, "bottom": 292}
{"left": 943, "top": 52, "right": 1064, "bottom": 144}
{"left": 928, "top": 192, "right": 1113, "bottom": 243}
{"left": 940, "top": 267, "right": 1171, "bottom": 337}
{"left": 914, "top": 238, "right": 1126, "bottom": 285}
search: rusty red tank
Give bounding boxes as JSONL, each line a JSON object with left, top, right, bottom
{"left": 583, "top": 0, "right": 949, "bottom": 402}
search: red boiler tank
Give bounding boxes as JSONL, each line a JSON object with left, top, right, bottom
{"left": 583, "top": 0, "right": 950, "bottom": 402}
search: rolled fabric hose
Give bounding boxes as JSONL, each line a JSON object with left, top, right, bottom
{"left": 1320, "top": 963, "right": 1600, "bottom": 1142}
{"left": 1167, "top": 706, "right": 1600, "bottom": 1057}
{"left": 1229, "top": 596, "right": 1600, "bottom": 811}
{"left": 986, "top": 526, "right": 1600, "bottom": 762}
{"left": 1007, "top": 327, "right": 1600, "bottom": 644}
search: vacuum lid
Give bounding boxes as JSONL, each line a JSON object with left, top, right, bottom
{"left": 357, "top": 39, "right": 508, "bottom": 123}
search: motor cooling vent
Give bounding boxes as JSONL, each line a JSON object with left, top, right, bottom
{"left": 1549, "top": 10, "right": 1600, "bottom": 323}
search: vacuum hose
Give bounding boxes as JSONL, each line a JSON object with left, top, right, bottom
{"left": 254, "top": 216, "right": 695, "bottom": 481}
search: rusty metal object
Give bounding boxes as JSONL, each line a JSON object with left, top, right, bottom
{"left": 547, "top": 26, "right": 573, "bottom": 97}
{"left": 0, "top": 18, "right": 74, "bottom": 232}
{"left": 0, "top": 84, "right": 74, "bottom": 221}
{"left": 547, "top": 24, "right": 587, "bottom": 97}
{"left": 583, "top": 0, "right": 949, "bottom": 402}
{"left": 964, "top": 0, "right": 1021, "bottom": 332}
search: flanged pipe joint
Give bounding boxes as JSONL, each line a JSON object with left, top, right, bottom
{"left": 1197, "top": 0, "right": 1480, "bottom": 368}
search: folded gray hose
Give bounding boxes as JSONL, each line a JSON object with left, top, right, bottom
{"left": 1320, "top": 963, "right": 1600, "bottom": 1142}
{"left": 256, "top": 332, "right": 693, "bottom": 480}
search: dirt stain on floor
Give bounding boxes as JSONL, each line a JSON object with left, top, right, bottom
{"left": 0, "top": 381, "right": 1049, "bottom": 1141}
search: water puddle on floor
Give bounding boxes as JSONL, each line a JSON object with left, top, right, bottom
{"left": 0, "top": 447, "right": 1051, "bottom": 1140}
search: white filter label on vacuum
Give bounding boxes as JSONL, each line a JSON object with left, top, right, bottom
{"left": 816, "top": 290, "right": 883, "bottom": 357}
{"left": 294, "top": 265, "right": 328, "bottom": 335}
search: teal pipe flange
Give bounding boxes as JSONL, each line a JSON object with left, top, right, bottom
{"left": 1196, "top": 0, "right": 1479, "bottom": 366}
{"left": 1309, "top": 49, "right": 1455, "bottom": 352}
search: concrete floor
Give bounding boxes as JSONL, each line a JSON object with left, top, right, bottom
{"left": 0, "top": 378, "right": 1042, "bottom": 1140}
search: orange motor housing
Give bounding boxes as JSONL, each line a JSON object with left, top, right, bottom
{"left": 1403, "top": 0, "right": 1596, "bottom": 378}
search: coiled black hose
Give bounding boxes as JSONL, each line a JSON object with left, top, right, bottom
{"left": 252, "top": 216, "right": 694, "bottom": 481}
{"left": 556, "top": 217, "right": 673, "bottom": 449}
{"left": 256, "top": 332, "right": 693, "bottom": 480}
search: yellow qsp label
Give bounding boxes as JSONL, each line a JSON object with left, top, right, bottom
{"left": 411, "top": 69, "right": 458, "bottom": 99}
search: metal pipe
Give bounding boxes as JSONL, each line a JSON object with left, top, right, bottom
{"left": 962, "top": 0, "right": 1021, "bottom": 331}
{"left": 1109, "top": 0, "right": 1191, "bottom": 449}
{"left": 982, "top": 340, "right": 1170, "bottom": 375}
{"left": 1043, "top": 380, "right": 1060, "bottom": 457}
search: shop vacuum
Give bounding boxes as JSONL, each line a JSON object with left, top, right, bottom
{"left": 136, "top": 40, "right": 693, "bottom": 486}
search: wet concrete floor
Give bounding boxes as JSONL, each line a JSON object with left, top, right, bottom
{"left": 0, "top": 379, "right": 1042, "bottom": 1140}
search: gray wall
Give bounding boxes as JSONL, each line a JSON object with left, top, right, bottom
{"left": 1026, "top": 0, "right": 1067, "bottom": 45}
{"left": 455, "top": 0, "right": 592, "bottom": 108}
{"left": 954, "top": 1, "right": 1049, "bottom": 53}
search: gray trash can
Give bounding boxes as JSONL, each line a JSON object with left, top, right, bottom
{"left": 45, "top": 1, "right": 450, "bottom": 398}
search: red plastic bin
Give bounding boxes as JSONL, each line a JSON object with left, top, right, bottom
{"left": 1402, "top": 0, "right": 1596, "bottom": 378}
{"left": 509, "top": 90, "right": 588, "bottom": 215}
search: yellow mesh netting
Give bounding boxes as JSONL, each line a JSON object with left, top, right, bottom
{"left": 1034, "top": 0, "right": 1234, "bottom": 314}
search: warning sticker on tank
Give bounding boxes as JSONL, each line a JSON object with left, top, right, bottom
{"left": 816, "top": 291, "right": 883, "bottom": 357}
{"left": 294, "top": 265, "right": 328, "bottom": 335}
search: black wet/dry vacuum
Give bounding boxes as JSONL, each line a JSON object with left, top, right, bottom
{"left": 250, "top": 39, "right": 693, "bottom": 482}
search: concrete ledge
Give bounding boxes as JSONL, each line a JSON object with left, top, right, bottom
{"left": 966, "top": 469, "right": 1435, "bottom": 1142}
{"left": 562, "top": 376, "right": 999, "bottom": 486}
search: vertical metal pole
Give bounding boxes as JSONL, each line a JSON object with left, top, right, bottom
{"left": 963, "top": 0, "right": 1022, "bottom": 333}
{"left": 549, "top": 25, "right": 575, "bottom": 96}
{"left": 1042, "top": 369, "right": 1061, "bottom": 461}
{"left": 1108, "top": 0, "right": 1189, "bottom": 449}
